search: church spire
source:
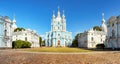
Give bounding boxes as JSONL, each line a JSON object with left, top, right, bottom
{"left": 101, "top": 13, "right": 107, "bottom": 34}
{"left": 52, "top": 10, "right": 55, "bottom": 18}
{"left": 57, "top": 6, "right": 61, "bottom": 17}
{"left": 102, "top": 13, "right": 105, "bottom": 23}
{"left": 12, "top": 14, "right": 17, "bottom": 30}
{"left": 13, "top": 14, "right": 16, "bottom": 23}
{"left": 62, "top": 10, "right": 65, "bottom": 18}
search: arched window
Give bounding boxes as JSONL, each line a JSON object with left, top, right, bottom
{"left": 5, "top": 23, "right": 7, "bottom": 26}
{"left": 4, "top": 30, "right": 7, "bottom": 36}
{"left": 91, "top": 37, "right": 93, "bottom": 41}
{"left": 112, "top": 23, "right": 114, "bottom": 27}
{"left": 25, "top": 37, "right": 27, "bottom": 41}
{"left": 5, "top": 42, "right": 7, "bottom": 46}
{"left": 58, "top": 34, "right": 60, "bottom": 38}
{"left": 58, "top": 22, "right": 60, "bottom": 25}
{"left": 112, "top": 30, "right": 115, "bottom": 37}
{"left": 58, "top": 27, "right": 59, "bottom": 30}
{"left": 58, "top": 34, "right": 60, "bottom": 36}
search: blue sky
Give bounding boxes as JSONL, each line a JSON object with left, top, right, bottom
{"left": 0, "top": 0, "right": 120, "bottom": 39}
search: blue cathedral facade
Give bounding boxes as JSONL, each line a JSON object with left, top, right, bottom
{"left": 45, "top": 7, "right": 72, "bottom": 47}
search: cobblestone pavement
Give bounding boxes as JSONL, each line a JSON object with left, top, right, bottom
{"left": 0, "top": 50, "right": 120, "bottom": 64}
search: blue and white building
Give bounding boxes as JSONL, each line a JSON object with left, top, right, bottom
{"left": 45, "top": 7, "right": 72, "bottom": 47}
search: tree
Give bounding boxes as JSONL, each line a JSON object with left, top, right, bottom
{"left": 75, "top": 33, "right": 80, "bottom": 40}
{"left": 72, "top": 33, "right": 80, "bottom": 47}
{"left": 72, "top": 39, "right": 78, "bottom": 47}
{"left": 93, "top": 26, "right": 102, "bottom": 31}
{"left": 39, "top": 37, "right": 42, "bottom": 47}
{"left": 14, "top": 27, "right": 25, "bottom": 32}
{"left": 42, "top": 40, "right": 45, "bottom": 46}
{"left": 12, "top": 40, "right": 31, "bottom": 48}
{"left": 96, "top": 44, "right": 105, "bottom": 49}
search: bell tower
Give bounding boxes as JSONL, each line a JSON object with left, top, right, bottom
{"left": 101, "top": 13, "right": 107, "bottom": 34}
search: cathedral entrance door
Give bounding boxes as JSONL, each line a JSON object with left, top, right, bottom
{"left": 58, "top": 40, "right": 60, "bottom": 46}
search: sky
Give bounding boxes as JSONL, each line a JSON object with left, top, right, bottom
{"left": 0, "top": 0, "right": 120, "bottom": 39}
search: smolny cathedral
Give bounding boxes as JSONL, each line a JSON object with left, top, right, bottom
{"left": 45, "top": 7, "right": 72, "bottom": 47}
{"left": 1, "top": 6, "right": 120, "bottom": 49}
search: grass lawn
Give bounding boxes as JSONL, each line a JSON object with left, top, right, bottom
{"left": 22, "top": 47, "right": 92, "bottom": 52}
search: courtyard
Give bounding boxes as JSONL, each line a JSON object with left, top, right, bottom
{"left": 22, "top": 47, "right": 91, "bottom": 52}
{"left": 0, "top": 48, "right": 120, "bottom": 64}
{"left": 0, "top": 49, "right": 120, "bottom": 64}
